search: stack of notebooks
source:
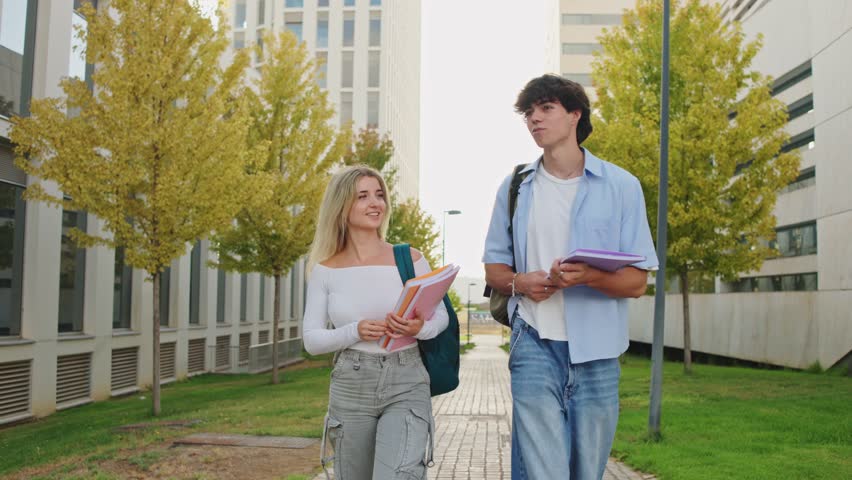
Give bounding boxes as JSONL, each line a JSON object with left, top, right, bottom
{"left": 378, "top": 263, "right": 460, "bottom": 352}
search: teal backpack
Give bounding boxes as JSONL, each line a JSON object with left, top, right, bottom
{"left": 393, "top": 244, "right": 460, "bottom": 396}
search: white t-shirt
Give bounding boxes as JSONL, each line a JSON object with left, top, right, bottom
{"left": 517, "top": 167, "right": 581, "bottom": 341}
{"left": 303, "top": 256, "right": 450, "bottom": 355}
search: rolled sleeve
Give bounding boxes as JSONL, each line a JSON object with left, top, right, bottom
{"left": 482, "top": 175, "right": 514, "bottom": 266}
{"left": 620, "top": 176, "right": 659, "bottom": 271}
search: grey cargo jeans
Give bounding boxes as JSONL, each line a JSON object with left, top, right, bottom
{"left": 321, "top": 347, "right": 435, "bottom": 480}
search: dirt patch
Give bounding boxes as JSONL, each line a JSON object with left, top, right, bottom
{"left": 9, "top": 441, "right": 322, "bottom": 480}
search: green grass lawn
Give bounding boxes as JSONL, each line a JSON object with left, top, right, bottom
{"left": 459, "top": 342, "right": 476, "bottom": 354}
{"left": 0, "top": 366, "right": 332, "bottom": 476}
{"left": 614, "top": 355, "right": 852, "bottom": 479}
{"left": 2, "top": 354, "right": 849, "bottom": 479}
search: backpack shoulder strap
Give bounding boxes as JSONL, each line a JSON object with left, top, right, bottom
{"left": 393, "top": 244, "right": 417, "bottom": 284}
{"left": 507, "top": 163, "right": 531, "bottom": 237}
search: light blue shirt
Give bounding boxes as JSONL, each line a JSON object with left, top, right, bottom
{"left": 482, "top": 149, "right": 659, "bottom": 363}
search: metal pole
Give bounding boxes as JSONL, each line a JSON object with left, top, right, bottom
{"left": 442, "top": 211, "right": 447, "bottom": 266}
{"left": 649, "top": 0, "right": 671, "bottom": 440}
{"left": 467, "top": 283, "right": 472, "bottom": 345}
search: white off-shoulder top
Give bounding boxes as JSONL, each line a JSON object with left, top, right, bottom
{"left": 303, "top": 256, "right": 450, "bottom": 355}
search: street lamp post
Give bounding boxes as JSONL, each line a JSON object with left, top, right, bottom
{"left": 442, "top": 210, "right": 461, "bottom": 266}
{"left": 467, "top": 282, "right": 476, "bottom": 345}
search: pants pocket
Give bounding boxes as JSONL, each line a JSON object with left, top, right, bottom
{"left": 507, "top": 321, "right": 526, "bottom": 367}
{"left": 396, "top": 408, "right": 432, "bottom": 479}
{"left": 321, "top": 415, "right": 344, "bottom": 480}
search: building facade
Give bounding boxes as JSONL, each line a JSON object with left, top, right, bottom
{"left": 558, "top": 0, "right": 635, "bottom": 101}
{"left": 228, "top": 0, "right": 421, "bottom": 200}
{"left": 0, "top": 0, "right": 306, "bottom": 426}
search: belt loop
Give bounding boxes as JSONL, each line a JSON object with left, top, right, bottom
{"left": 353, "top": 352, "right": 360, "bottom": 370}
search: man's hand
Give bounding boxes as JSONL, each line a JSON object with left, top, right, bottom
{"left": 549, "top": 259, "right": 601, "bottom": 289}
{"left": 516, "top": 270, "right": 558, "bottom": 302}
{"left": 385, "top": 310, "right": 426, "bottom": 338}
{"left": 550, "top": 259, "right": 649, "bottom": 298}
{"left": 358, "top": 319, "right": 389, "bottom": 341}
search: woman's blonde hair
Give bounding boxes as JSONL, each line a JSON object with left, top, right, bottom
{"left": 307, "top": 165, "right": 392, "bottom": 271}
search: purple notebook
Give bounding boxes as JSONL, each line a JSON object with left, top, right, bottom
{"left": 560, "top": 249, "right": 645, "bottom": 272}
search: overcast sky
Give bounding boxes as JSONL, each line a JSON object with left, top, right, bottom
{"left": 420, "top": 1, "right": 551, "bottom": 281}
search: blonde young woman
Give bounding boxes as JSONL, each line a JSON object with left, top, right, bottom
{"left": 304, "top": 165, "right": 448, "bottom": 480}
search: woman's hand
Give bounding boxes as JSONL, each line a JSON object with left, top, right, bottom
{"left": 357, "top": 319, "right": 388, "bottom": 341}
{"left": 385, "top": 310, "right": 425, "bottom": 338}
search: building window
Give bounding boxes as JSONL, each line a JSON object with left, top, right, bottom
{"left": 341, "top": 51, "right": 354, "bottom": 88}
{"left": 561, "top": 14, "right": 621, "bottom": 25}
{"left": 285, "top": 13, "right": 303, "bottom": 43}
{"left": 234, "top": 0, "right": 247, "bottom": 28}
{"left": 259, "top": 275, "right": 266, "bottom": 322}
{"left": 371, "top": 0, "right": 381, "bottom": 6}
{"left": 367, "top": 92, "right": 379, "bottom": 128}
{"left": 779, "top": 168, "right": 815, "bottom": 194}
{"left": 0, "top": 182, "right": 25, "bottom": 336}
{"left": 771, "top": 60, "right": 811, "bottom": 96}
{"left": 344, "top": 0, "right": 355, "bottom": 6}
{"left": 216, "top": 269, "right": 226, "bottom": 323}
{"left": 257, "top": 0, "right": 266, "bottom": 25}
{"left": 289, "top": 265, "right": 298, "bottom": 319}
{"left": 771, "top": 222, "right": 817, "bottom": 258}
{"left": 340, "top": 91, "right": 353, "bottom": 126}
{"left": 562, "top": 73, "right": 593, "bottom": 87}
{"left": 112, "top": 247, "right": 132, "bottom": 329}
{"left": 234, "top": 32, "right": 245, "bottom": 50}
{"left": 189, "top": 241, "right": 201, "bottom": 325}
{"left": 561, "top": 43, "right": 602, "bottom": 55}
{"left": 727, "top": 273, "right": 817, "bottom": 292}
{"left": 316, "top": 12, "right": 328, "bottom": 48}
{"left": 368, "top": 51, "right": 380, "bottom": 87}
{"left": 787, "top": 94, "right": 813, "bottom": 122}
{"left": 782, "top": 129, "right": 815, "bottom": 153}
{"left": 0, "top": 0, "right": 37, "bottom": 118}
{"left": 343, "top": 12, "right": 355, "bottom": 47}
{"left": 316, "top": 51, "right": 328, "bottom": 88}
{"left": 240, "top": 273, "right": 248, "bottom": 323}
{"left": 159, "top": 266, "right": 171, "bottom": 327}
{"left": 58, "top": 210, "right": 86, "bottom": 333}
{"left": 318, "top": 0, "right": 329, "bottom": 7}
{"left": 369, "top": 12, "right": 381, "bottom": 47}
{"left": 286, "top": 0, "right": 304, "bottom": 8}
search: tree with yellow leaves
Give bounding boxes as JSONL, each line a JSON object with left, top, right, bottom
{"left": 211, "top": 30, "right": 350, "bottom": 384}
{"left": 587, "top": 0, "right": 800, "bottom": 373}
{"left": 11, "top": 0, "right": 257, "bottom": 414}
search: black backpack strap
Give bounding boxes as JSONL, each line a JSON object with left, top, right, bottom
{"left": 507, "top": 163, "right": 530, "bottom": 238}
{"left": 393, "top": 244, "right": 416, "bottom": 284}
{"left": 484, "top": 163, "right": 530, "bottom": 298}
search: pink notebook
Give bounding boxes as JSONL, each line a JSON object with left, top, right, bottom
{"left": 379, "top": 264, "right": 460, "bottom": 351}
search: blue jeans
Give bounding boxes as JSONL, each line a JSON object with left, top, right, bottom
{"left": 509, "top": 315, "right": 620, "bottom": 480}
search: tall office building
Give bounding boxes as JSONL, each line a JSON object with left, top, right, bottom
{"left": 558, "top": 0, "right": 635, "bottom": 101}
{"left": 228, "top": 0, "right": 421, "bottom": 200}
{"left": 625, "top": 0, "right": 851, "bottom": 371}
{"left": 0, "top": 1, "right": 306, "bottom": 426}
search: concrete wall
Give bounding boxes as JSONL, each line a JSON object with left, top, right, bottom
{"left": 628, "top": 291, "right": 850, "bottom": 369}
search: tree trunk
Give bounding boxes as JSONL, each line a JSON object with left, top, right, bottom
{"left": 272, "top": 274, "right": 281, "bottom": 384}
{"left": 152, "top": 271, "right": 161, "bottom": 416}
{"left": 680, "top": 271, "right": 692, "bottom": 374}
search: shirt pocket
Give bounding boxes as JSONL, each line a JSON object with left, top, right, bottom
{"left": 580, "top": 217, "right": 620, "bottom": 251}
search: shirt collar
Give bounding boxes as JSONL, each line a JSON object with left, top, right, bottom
{"left": 521, "top": 147, "right": 604, "bottom": 179}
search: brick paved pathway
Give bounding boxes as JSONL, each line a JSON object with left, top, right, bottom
{"left": 316, "top": 334, "right": 654, "bottom": 479}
